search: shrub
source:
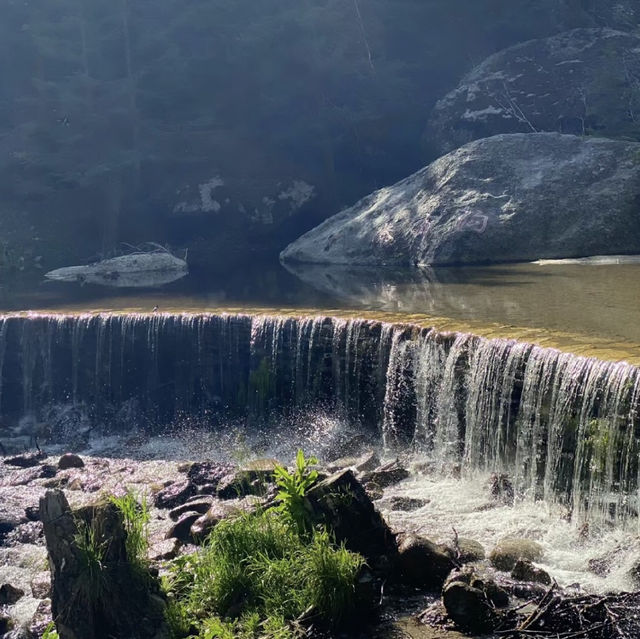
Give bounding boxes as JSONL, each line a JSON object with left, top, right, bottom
{"left": 164, "top": 509, "right": 364, "bottom": 638}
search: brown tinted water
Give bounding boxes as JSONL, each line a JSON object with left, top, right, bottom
{"left": 2, "top": 257, "right": 640, "bottom": 364}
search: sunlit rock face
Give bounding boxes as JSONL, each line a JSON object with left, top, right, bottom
{"left": 280, "top": 133, "right": 640, "bottom": 266}
{"left": 429, "top": 29, "right": 640, "bottom": 153}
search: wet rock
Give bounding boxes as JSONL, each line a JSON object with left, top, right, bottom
{"left": 305, "top": 469, "right": 396, "bottom": 563}
{"left": 511, "top": 559, "right": 551, "bottom": 585}
{"left": 165, "top": 511, "right": 201, "bottom": 543}
{"left": 40, "top": 489, "right": 166, "bottom": 639}
{"left": 442, "top": 577, "right": 500, "bottom": 633}
{"left": 0, "top": 509, "right": 26, "bottom": 542}
{"left": 0, "top": 583, "right": 25, "bottom": 605}
{"left": 364, "top": 483, "right": 384, "bottom": 501}
{"left": 396, "top": 533, "right": 455, "bottom": 590}
{"left": 169, "top": 498, "right": 213, "bottom": 521}
{"left": 327, "top": 450, "right": 381, "bottom": 474}
{"left": 187, "top": 461, "right": 235, "bottom": 487}
{"left": 361, "top": 461, "right": 410, "bottom": 489}
{"left": 489, "top": 473, "right": 514, "bottom": 506}
{"left": 154, "top": 480, "right": 195, "bottom": 509}
{"left": 0, "top": 613, "right": 13, "bottom": 634}
{"left": 149, "top": 538, "right": 181, "bottom": 561}
{"left": 24, "top": 505, "right": 39, "bottom": 521}
{"left": 281, "top": 133, "right": 640, "bottom": 267}
{"left": 4, "top": 521, "right": 44, "bottom": 546}
{"left": 196, "top": 483, "right": 219, "bottom": 496}
{"left": 389, "top": 496, "right": 428, "bottom": 512}
{"left": 628, "top": 559, "right": 640, "bottom": 588}
{"left": 57, "top": 453, "right": 84, "bottom": 470}
{"left": 490, "top": 537, "right": 544, "bottom": 571}
{"left": 30, "top": 573, "right": 51, "bottom": 599}
{"left": 29, "top": 598, "right": 52, "bottom": 636}
{"left": 3, "top": 453, "right": 44, "bottom": 468}
{"left": 455, "top": 538, "right": 486, "bottom": 564}
{"left": 10, "top": 464, "right": 56, "bottom": 486}
{"left": 216, "top": 468, "right": 273, "bottom": 500}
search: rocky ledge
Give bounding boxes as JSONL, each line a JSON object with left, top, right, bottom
{"left": 1, "top": 449, "right": 639, "bottom": 638}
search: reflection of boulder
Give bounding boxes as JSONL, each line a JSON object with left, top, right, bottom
{"left": 429, "top": 29, "right": 640, "bottom": 153}
{"left": 281, "top": 133, "right": 640, "bottom": 267}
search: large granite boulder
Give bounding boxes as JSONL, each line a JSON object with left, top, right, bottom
{"left": 429, "top": 29, "right": 640, "bottom": 153}
{"left": 281, "top": 133, "right": 640, "bottom": 267}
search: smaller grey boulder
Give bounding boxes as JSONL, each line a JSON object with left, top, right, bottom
{"left": 490, "top": 537, "right": 544, "bottom": 571}
{"left": 57, "top": 453, "right": 84, "bottom": 470}
{"left": 455, "top": 538, "right": 486, "bottom": 564}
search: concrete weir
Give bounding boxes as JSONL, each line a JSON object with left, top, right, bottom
{"left": 0, "top": 312, "right": 639, "bottom": 525}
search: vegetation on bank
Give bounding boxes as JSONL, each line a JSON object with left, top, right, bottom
{"left": 163, "top": 451, "right": 365, "bottom": 638}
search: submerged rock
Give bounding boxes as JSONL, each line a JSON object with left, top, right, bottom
{"left": 490, "top": 537, "right": 544, "bottom": 571}
{"left": 281, "top": 133, "right": 640, "bottom": 266}
{"left": 429, "top": 29, "right": 640, "bottom": 153}
{"left": 389, "top": 496, "right": 429, "bottom": 512}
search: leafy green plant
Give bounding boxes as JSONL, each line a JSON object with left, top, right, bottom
{"left": 42, "top": 622, "right": 59, "bottom": 639}
{"left": 273, "top": 450, "right": 319, "bottom": 536}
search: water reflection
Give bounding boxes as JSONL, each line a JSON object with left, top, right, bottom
{"left": 284, "top": 259, "right": 640, "bottom": 359}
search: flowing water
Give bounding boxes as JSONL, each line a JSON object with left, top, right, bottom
{"left": 2, "top": 258, "right": 640, "bottom": 596}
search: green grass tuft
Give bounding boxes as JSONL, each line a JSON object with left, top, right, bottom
{"left": 164, "top": 509, "right": 364, "bottom": 638}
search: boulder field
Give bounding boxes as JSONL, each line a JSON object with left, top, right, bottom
{"left": 280, "top": 133, "right": 640, "bottom": 267}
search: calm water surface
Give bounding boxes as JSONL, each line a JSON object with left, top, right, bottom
{"left": 2, "top": 256, "right": 640, "bottom": 363}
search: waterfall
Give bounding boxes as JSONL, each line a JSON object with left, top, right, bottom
{"left": 0, "top": 312, "right": 638, "bottom": 524}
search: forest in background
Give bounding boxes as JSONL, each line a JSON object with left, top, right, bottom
{"left": 1, "top": 0, "right": 637, "bottom": 273}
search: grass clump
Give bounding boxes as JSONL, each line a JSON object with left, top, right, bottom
{"left": 164, "top": 451, "right": 365, "bottom": 638}
{"left": 109, "top": 490, "right": 150, "bottom": 569}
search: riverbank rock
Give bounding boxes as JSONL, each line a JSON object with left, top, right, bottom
{"left": 305, "top": 469, "right": 396, "bottom": 563}
{"left": 281, "top": 133, "right": 640, "bottom": 266}
{"left": 429, "top": 29, "right": 640, "bottom": 153}
{"left": 490, "top": 537, "right": 544, "bottom": 571}
{"left": 396, "top": 534, "right": 455, "bottom": 589}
